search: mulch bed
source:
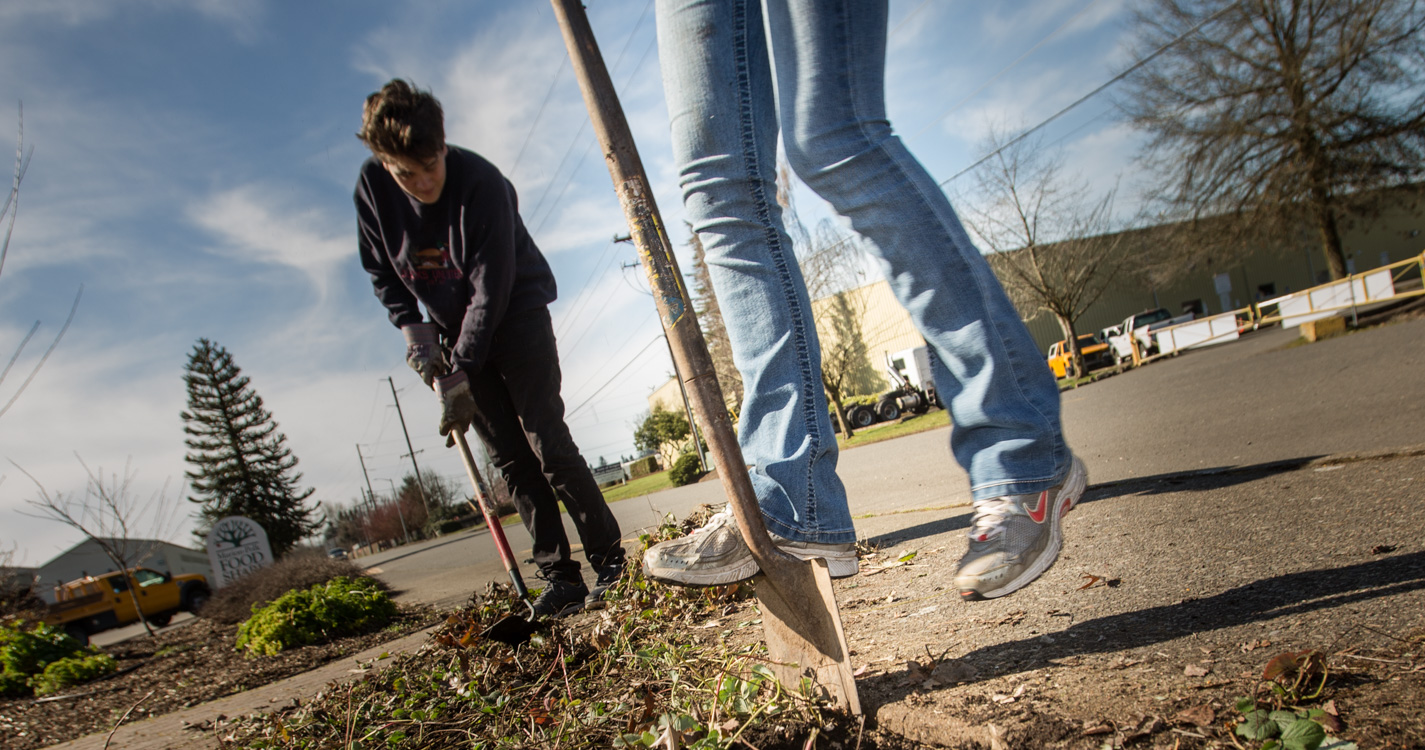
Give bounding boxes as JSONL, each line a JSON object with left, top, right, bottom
{"left": 0, "top": 606, "right": 438, "bottom": 750}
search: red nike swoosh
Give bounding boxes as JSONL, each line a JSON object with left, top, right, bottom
{"left": 1026, "top": 490, "right": 1050, "bottom": 523}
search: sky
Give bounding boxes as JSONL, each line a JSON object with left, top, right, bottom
{"left": 0, "top": 0, "right": 1147, "bottom": 566}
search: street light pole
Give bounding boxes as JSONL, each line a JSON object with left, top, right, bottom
{"left": 380, "top": 478, "right": 412, "bottom": 545}
{"left": 615, "top": 235, "right": 708, "bottom": 472}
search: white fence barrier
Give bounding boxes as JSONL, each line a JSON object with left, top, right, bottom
{"left": 1153, "top": 311, "right": 1242, "bottom": 355}
{"left": 1272, "top": 269, "right": 1395, "bottom": 328}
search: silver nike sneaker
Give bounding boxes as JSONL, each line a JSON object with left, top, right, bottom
{"left": 643, "top": 507, "right": 858, "bottom": 586}
{"left": 955, "top": 456, "right": 1087, "bottom": 600}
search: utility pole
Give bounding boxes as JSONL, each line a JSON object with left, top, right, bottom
{"left": 356, "top": 444, "right": 377, "bottom": 509}
{"left": 387, "top": 376, "right": 432, "bottom": 517}
{"left": 355, "top": 444, "right": 380, "bottom": 550}
{"left": 615, "top": 238, "right": 708, "bottom": 472}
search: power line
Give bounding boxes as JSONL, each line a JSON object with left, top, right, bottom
{"left": 889, "top": 0, "right": 932, "bottom": 39}
{"left": 525, "top": 0, "right": 654, "bottom": 230}
{"left": 565, "top": 334, "right": 664, "bottom": 419}
{"left": 554, "top": 238, "right": 620, "bottom": 339}
{"left": 939, "top": 4, "right": 1233, "bottom": 186}
{"left": 509, "top": 56, "right": 568, "bottom": 180}
{"left": 530, "top": 33, "right": 659, "bottom": 236}
{"left": 563, "top": 306, "right": 659, "bottom": 406}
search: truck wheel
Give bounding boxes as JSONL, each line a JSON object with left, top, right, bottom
{"left": 876, "top": 399, "right": 901, "bottom": 422}
{"left": 64, "top": 623, "right": 90, "bottom": 646}
{"left": 149, "top": 613, "right": 173, "bottom": 628}
{"left": 182, "top": 584, "right": 211, "bottom": 613}
{"left": 849, "top": 406, "right": 875, "bottom": 428}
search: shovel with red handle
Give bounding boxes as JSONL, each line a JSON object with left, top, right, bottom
{"left": 450, "top": 428, "right": 542, "bottom": 646}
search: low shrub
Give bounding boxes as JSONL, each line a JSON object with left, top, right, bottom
{"left": 0, "top": 619, "right": 110, "bottom": 698}
{"left": 0, "top": 668, "right": 26, "bottom": 697}
{"left": 1, "top": 619, "right": 80, "bottom": 678}
{"left": 626, "top": 455, "right": 659, "bottom": 479}
{"left": 30, "top": 652, "right": 117, "bottom": 697}
{"left": 235, "top": 576, "right": 397, "bottom": 656}
{"left": 668, "top": 453, "right": 704, "bottom": 487}
{"left": 201, "top": 549, "right": 383, "bottom": 625}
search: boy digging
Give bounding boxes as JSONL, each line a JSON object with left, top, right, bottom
{"left": 354, "top": 79, "right": 625, "bottom": 616}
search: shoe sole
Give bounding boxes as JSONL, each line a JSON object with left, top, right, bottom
{"left": 646, "top": 547, "right": 859, "bottom": 586}
{"left": 537, "top": 600, "right": 585, "bottom": 618}
{"left": 958, "top": 456, "right": 1088, "bottom": 601}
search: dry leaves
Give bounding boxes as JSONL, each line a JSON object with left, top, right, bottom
{"left": 1174, "top": 703, "right": 1215, "bottom": 727}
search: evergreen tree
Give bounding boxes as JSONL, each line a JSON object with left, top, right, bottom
{"left": 181, "top": 338, "right": 321, "bottom": 556}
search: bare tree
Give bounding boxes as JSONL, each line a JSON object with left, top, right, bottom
{"left": 799, "top": 221, "right": 883, "bottom": 436}
{"left": 959, "top": 130, "right": 1126, "bottom": 378}
{"left": 685, "top": 228, "right": 742, "bottom": 413}
{"left": 0, "top": 106, "right": 83, "bottom": 421}
{"left": 18, "top": 459, "right": 183, "bottom": 637}
{"left": 1122, "top": 0, "right": 1425, "bottom": 281}
{"left": 0, "top": 542, "right": 43, "bottom": 618}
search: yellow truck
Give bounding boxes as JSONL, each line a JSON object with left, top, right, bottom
{"left": 43, "top": 568, "right": 210, "bottom": 644}
{"left": 1046, "top": 333, "right": 1112, "bottom": 379}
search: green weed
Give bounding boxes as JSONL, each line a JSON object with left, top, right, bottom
{"left": 1230, "top": 650, "right": 1356, "bottom": 750}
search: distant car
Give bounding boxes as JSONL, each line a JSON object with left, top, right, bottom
{"left": 1046, "top": 334, "right": 1112, "bottom": 378}
{"left": 327, "top": 548, "right": 349, "bottom": 560}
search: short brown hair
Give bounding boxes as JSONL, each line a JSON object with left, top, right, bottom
{"left": 357, "top": 79, "right": 445, "bottom": 161}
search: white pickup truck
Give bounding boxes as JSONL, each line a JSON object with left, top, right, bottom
{"left": 1103, "top": 308, "right": 1196, "bottom": 366}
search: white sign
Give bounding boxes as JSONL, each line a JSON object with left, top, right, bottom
{"left": 205, "top": 516, "right": 274, "bottom": 588}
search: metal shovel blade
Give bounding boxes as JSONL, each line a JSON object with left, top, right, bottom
{"left": 754, "top": 556, "right": 861, "bottom": 714}
{"left": 482, "top": 612, "right": 542, "bottom": 647}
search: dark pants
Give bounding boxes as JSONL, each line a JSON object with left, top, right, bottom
{"left": 464, "top": 307, "right": 625, "bottom": 582}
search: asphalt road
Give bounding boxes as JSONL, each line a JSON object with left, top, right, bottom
{"left": 360, "top": 318, "right": 1425, "bottom": 609}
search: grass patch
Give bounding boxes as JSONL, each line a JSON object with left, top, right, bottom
{"left": 597, "top": 409, "right": 952, "bottom": 502}
{"left": 601, "top": 470, "right": 675, "bottom": 503}
{"left": 838, "top": 409, "right": 949, "bottom": 450}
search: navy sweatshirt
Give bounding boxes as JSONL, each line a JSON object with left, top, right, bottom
{"left": 356, "top": 145, "right": 557, "bottom": 375}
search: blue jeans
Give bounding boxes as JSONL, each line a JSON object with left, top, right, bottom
{"left": 656, "top": 0, "right": 1068, "bottom": 544}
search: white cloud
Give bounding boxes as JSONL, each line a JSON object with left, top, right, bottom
{"left": 0, "top": 0, "right": 264, "bottom": 39}
{"left": 189, "top": 186, "right": 352, "bottom": 298}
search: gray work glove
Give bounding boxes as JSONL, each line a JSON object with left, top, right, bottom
{"left": 401, "top": 323, "right": 448, "bottom": 388}
{"left": 434, "top": 370, "right": 476, "bottom": 448}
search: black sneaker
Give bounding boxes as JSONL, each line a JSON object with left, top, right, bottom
{"left": 531, "top": 573, "right": 589, "bottom": 617}
{"left": 585, "top": 558, "right": 626, "bottom": 605}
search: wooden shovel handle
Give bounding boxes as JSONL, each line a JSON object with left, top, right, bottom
{"left": 547, "top": 0, "right": 793, "bottom": 568}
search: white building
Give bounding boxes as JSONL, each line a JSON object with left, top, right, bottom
{"left": 35, "top": 538, "right": 212, "bottom": 603}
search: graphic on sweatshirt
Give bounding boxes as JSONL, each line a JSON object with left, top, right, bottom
{"left": 402, "top": 243, "right": 462, "bottom": 283}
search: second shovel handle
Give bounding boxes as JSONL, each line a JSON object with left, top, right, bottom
{"left": 453, "top": 429, "right": 529, "bottom": 601}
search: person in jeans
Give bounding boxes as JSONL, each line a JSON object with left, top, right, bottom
{"left": 354, "top": 79, "right": 625, "bottom": 615}
{"left": 642, "top": 1, "right": 1086, "bottom": 600}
